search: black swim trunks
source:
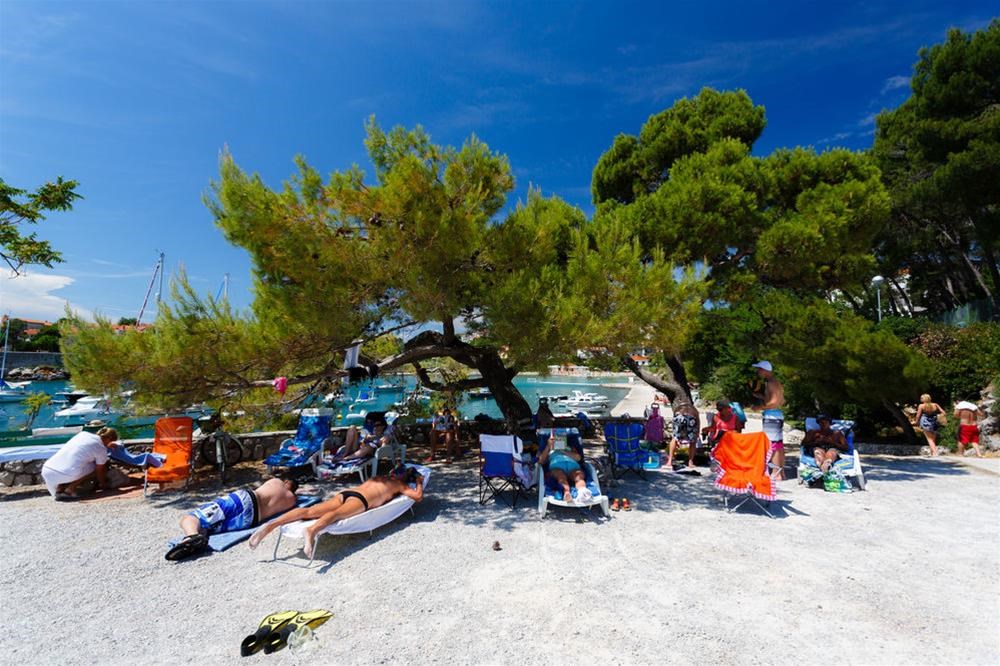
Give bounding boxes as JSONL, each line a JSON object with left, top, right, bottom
{"left": 338, "top": 490, "right": 369, "bottom": 511}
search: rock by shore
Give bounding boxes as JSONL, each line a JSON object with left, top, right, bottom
{"left": 4, "top": 365, "right": 69, "bottom": 381}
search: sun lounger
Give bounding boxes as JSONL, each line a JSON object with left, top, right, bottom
{"left": 798, "top": 417, "right": 866, "bottom": 491}
{"left": 270, "top": 464, "right": 430, "bottom": 567}
{"left": 0, "top": 444, "right": 61, "bottom": 464}
{"left": 167, "top": 495, "right": 321, "bottom": 552}
{"left": 264, "top": 408, "right": 333, "bottom": 476}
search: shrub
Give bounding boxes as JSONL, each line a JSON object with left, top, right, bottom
{"left": 911, "top": 322, "right": 1000, "bottom": 402}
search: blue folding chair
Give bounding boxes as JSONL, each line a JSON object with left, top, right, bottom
{"left": 265, "top": 408, "right": 333, "bottom": 476}
{"left": 479, "top": 434, "right": 533, "bottom": 508}
{"left": 603, "top": 421, "right": 647, "bottom": 480}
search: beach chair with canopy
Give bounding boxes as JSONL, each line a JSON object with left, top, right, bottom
{"left": 270, "top": 464, "right": 431, "bottom": 567}
{"left": 479, "top": 434, "right": 533, "bottom": 508}
{"left": 264, "top": 408, "right": 333, "bottom": 476}
{"left": 144, "top": 416, "right": 195, "bottom": 497}
{"left": 798, "top": 418, "right": 866, "bottom": 491}
{"left": 710, "top": 431, "right": 777, "bottom": 517}
{"left": 536, "top": 428, "right": 609, "bottom": 518}
{"left": 603, "top": 421, "right": 647, "bottom": 480}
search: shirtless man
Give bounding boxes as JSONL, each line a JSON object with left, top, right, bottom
{"left": 801, "top": 415, "right": 849, "bottom": 472}
{"left": 954, "top": 402, "right": 984, "bottom": 458}
{"left": 249, "top": 465, "right": 424, "bottom": 558}
{"left": 752, "top": 360, "right": 786, "bottom": 479}
{"left": 165, "top": 476, "right": 299, "bottom": 561}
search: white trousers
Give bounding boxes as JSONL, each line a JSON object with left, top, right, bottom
{"left": 40, "top": 466, "right": 82, "bottom": 497}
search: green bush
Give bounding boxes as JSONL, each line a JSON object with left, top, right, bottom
{"left": 877, "top": 316, "right": 931, "bottom": 344}
{"left": 911, "top": 322, "right": 1000, "bottom": 402}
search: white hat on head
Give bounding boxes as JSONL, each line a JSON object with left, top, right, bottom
{"left": 751, "top": 360, "right": 773, "bottom": 372}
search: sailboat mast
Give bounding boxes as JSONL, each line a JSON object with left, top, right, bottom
{"left": 0, "top": 316, "right": 9, "bottom": 381}
{"left": 136, "top": 252, "right": 163, "bottom": 324}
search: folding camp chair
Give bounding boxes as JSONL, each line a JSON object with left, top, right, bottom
{"left": 799, "top": 418, "right": 866, "bottom": 491}
{"left": 144, "top": 416, "right": 195, "bottom": 497}
{"left": 479, "top": 434, "right": 533, "bottom": 508}
{"left": 372, "top": 422, "right": 407, "bottom": 478}
{"left": 264, "top": 408, "right": 333, "bottom": 476}
{"left": 536, "top": 428, "right": 609, "bottom": 518}
{"left": 710, "top": 431, "right": 777, "bottom": 518}
{"left": 603, "top": 421, "right": 647, "bottom": 480}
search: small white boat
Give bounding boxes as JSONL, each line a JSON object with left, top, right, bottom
{"left": 352, "top": 389, "right": 377, "bottom": 404}
{"left": 563, "top": 390, "right": 610, "bottom": 409}
{"left": 375, "top": 383, "right": 405, "bottom": 393}
{"left": 343, "top": 409, "right": 368, "bottom": 426}
{"left": 53, "top": 395, "right": 114, "bottom": 422}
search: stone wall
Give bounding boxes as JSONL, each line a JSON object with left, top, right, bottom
{"left": 1, "top": 351, "right": 62, "bottom": 371}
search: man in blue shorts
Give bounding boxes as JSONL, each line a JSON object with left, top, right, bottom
{"left": 752, "top": 360, "right": 787, "bottom": 479}
{"left": 165, "top": 476, "right": 298, "bottom": 561}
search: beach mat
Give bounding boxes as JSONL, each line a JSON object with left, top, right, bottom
{"left": 169, "top": 495, "right": 321, "bottom": 552}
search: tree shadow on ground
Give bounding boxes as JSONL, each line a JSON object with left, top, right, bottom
{"left": 844, "top": 456, "right": 971, "bottom": 484}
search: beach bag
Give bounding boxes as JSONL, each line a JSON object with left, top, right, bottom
{"left": 936, "top": 412, "right": 947, "bottom": 427}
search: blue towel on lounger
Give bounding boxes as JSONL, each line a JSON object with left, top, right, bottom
{"left": 110, "top": 444, "right": 166, "bottom": 468}
{"left": 168, "top": 495, "right": 321, "bottom": 552}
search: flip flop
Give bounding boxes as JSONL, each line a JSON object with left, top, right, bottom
{"left": 263, "top": 609, "right": 333, "bottom": 654}
{"left": 241, "top": 610, "right": 299, "bottom": 657}
{"left": 610, "top": 498, "right": 620, "bottom": 511}
{"left": 164, "top": 533, "right": 209, "bottom": 561}
{"left": 622, "top": 498, "right": 632, "bottom": 511}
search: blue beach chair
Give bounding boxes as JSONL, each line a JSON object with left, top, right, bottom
{"left": 603, "top": 421, "right": 647, "bottom": 480}
{"left": 265, "top": 408, "right": 333, "bottom": 476}
{"left": 479, "top": 434, "right": 533, "bottom": 508}
{"left": 536, "top": 428, "right": 609, "bottom": 518}
{"left": 798, "top": 418, "right": 866, "bottom": 491}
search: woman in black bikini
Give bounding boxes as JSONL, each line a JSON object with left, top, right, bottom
{"left": 248, "top": 466, "right": 423, "bottom": 557}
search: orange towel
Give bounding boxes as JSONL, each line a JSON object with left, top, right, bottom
{"left": 712, "top": 431, "right": 775, "bottom": 501}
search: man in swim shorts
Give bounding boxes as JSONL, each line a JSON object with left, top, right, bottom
{"left": 248, "top": 465, "right": 424, "bottom": 559}
{"left": 752, "top": 360, "right": 786, "bottom": 479}
{"left": 165, "top": 476, "right": 299, "bottom": 561}
{"left": 954, "top": 402, "right": 984, "bottom": 458}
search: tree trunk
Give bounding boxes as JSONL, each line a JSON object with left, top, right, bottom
{"left": 882, "top": 398, "right": 918, "bottom": 446}
{"left": 888, "top": 276, "right": 915, "bottom": 317}
{"left": 471, "top": 348, "right": 533, "bottom": 435}
{"left": 622, "top": 352, "right": 695, "bottom": 411}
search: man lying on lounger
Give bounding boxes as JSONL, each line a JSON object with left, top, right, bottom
{"left": 248, "top": 465, "right": 424, "bottom": 559}
{"left": 165, "top": 476, "right": 299, "bottom": 561}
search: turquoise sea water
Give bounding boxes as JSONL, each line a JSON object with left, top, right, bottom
{"left": 1, "top": 376, "right": 630, "bottom": 434}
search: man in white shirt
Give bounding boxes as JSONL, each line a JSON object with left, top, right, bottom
{"left": 41, "top": 427, "right": 119, "bottom": 500}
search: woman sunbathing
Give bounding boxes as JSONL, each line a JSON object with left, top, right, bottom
{"left": 248, "top": 465, "right": 423, "bottom": 558}
{"left": 329, "top": 423, "right": 387, "bottom": 464}
{"left": 538, "top": 436, "right": 592, "bottom": 504}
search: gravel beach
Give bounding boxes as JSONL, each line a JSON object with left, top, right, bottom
{"left": 1, "top": 450, "right": 998, "bottom": 665}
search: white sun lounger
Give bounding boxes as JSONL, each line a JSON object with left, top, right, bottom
{"left": 271, "top": 463, "right": 430, "bottom": 566}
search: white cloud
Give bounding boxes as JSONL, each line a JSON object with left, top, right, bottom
{"left": 881, "top": 75, "right": 910, "bottom": 94}
{"left": 858, "top": 112, "right": 877, "bottom": 127}
{"left": 0, "top": 272, "right": 92, "bottom": 321}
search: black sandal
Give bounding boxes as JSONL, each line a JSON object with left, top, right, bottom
{"left": 165, "top": 534, "right": 209, "bottom": 561}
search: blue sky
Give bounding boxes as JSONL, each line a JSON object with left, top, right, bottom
{"left": 0, "top": 0, "right": 994, "bottom": 322}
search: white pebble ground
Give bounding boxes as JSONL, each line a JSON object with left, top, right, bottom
{"left": 1, "top": 453, "right": 998, "bottom": 665}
